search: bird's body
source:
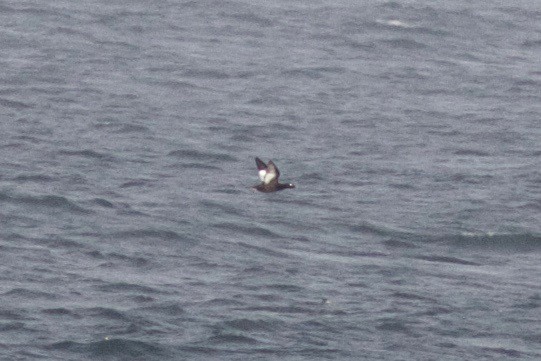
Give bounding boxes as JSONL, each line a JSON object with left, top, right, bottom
{"left": 253, "top": 157, "right": 295, "bottom": 192}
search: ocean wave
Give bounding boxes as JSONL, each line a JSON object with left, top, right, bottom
{"left": 0, "top": 191, "right": 92, "bottom": 214}
{"left": 445, "top": 232, "right": 541, "bottom": 252}
{"left": 47, "top": 339, "right": 166, "bottom": 359}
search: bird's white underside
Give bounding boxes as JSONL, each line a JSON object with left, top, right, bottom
{"left": 259, "top": 170, "right": 275, "bottom": 184}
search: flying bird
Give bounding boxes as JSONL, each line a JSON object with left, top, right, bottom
{"left": 253, "top": 157, "right": 295, "bottom": 192}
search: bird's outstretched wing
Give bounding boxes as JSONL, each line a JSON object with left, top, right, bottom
{"left": 255, "top": 157, "right": 268, "bottom": 182}
{"left": 255, "top": 157, "right": 278, "bottom": 184}
{"left": 267, "top": 160, "right": 280, "bottom": 181}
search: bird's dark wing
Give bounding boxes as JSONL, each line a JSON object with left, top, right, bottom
{"left": 267, "top": 160, "right": 280, "bottom": 180}
{"left": 256, "top": 157, "right": 271, "bottom": 183}
{"left": 255, "top": 157, "right": 267, "bottom": 171}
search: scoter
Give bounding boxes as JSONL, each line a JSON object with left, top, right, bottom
{"left": 253, "top": 157, "right": 295, "bottom": 192}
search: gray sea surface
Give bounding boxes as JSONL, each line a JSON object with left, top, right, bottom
{"left": 1, "top": 0, "right": 540, "bottom": 360}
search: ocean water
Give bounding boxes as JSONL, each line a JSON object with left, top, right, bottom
{"left": 1, "top": 0, "right": 540, "bottom": 360}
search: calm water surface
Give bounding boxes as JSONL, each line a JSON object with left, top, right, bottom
{"left": 1, "top": 0, "right": 540, "bottom": 360}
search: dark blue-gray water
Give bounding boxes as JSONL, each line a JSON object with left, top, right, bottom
{"left": 1, "top": 0, "right": 540, "bottom": 360}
